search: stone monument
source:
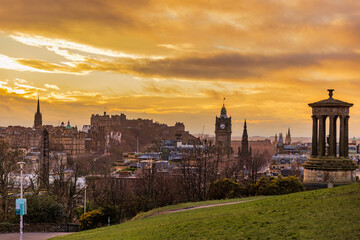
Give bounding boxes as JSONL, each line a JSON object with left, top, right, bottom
{"left": 303, "top": 89, "right": 357, "bottom": 188}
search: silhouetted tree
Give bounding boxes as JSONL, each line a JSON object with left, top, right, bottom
{"left": 244, "top": 151, "right": 267, "bottom": 183}
{"left": 0, "top": 142, "right": 24, "bottom": 221}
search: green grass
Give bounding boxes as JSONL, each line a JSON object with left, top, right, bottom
{"left": 131, "top": 195, "right": 264, "bottom": 221}
{"left": 53, "top": 184, "right": 360, "bottom": 240}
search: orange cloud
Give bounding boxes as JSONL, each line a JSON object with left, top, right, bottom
{"left": 1, "top": 0, "right": 360, "bottom": 137}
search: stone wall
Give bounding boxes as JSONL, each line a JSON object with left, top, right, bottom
{"left": 304, "top": 168, "right": 356, "bottom": 184}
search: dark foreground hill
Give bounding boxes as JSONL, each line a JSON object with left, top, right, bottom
{"left": 53, "top": 183, "right": 360, "bottom": 240}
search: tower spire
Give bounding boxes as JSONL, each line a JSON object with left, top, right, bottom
{"left": 220, "top": 100, "right": 228, "bottom": 118}
{"left": 285, "top": 127, "right": 291, "bottom": 144}
{"left": 241, "top": 119, "right": 249, "bottom": 156}
{"left": 34, "top": 97, "right": 42, "bottom": 129}
{"left": 37, "top": 96, "right": 40, "bottom": 113}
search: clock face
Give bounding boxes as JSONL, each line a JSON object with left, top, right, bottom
{"left": 220, "top": 123, "right": 225, "bottom": 129}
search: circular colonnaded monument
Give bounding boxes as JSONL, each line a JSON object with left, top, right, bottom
{"left": 303, "top": 89, "right": 357, "bottom": 188}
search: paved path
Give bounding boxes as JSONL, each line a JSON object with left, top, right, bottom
{"left": 147, "top": 199, "right": 258, "bottom": 218}
{"left": 0, "top": 232, "right": 73, "bottom": 240}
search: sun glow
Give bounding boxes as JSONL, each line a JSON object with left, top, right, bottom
{"left": 10, "top": 34, "right": 163, "bottom": 60}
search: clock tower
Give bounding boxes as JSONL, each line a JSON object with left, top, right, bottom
{"left": 215, "top": 103, "right": 232, "bottom": 152}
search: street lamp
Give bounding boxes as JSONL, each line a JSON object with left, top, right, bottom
{"left": 84, "top": 184, "right": 88, "bottom": 214}
{"left": 17, "top": 161, "right": 26, "bottom": 240}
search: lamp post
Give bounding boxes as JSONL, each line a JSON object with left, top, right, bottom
{"left": 84, "top": 184, "right": 88, "bottom": 214}
{"left": 17, "top": 161, "right": 26, "bottom": 240}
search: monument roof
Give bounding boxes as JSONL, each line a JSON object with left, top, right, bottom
{"left": 308, "top": 89, "right": 353, "bottom": 108}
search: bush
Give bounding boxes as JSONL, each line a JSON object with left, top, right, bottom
{"left": 255, "top": 175, "right": 304, "bottom": 195}
{"left": 73, "top": 202, "right": 95, "bottom": 221}
{"left": 0, "top": 222, "right": 14, "bottom": 232}
{"left": 277, "top": 175, "right": 304, "bottom": 194}
{"left": 25, "top": 194, "right": 66, "bottom": 224}
{"left": 208, "top": 178, "right": 240, "bottom": 200}
{"left": 79, "top": 210, "right": 104, "bottom": 231}
{"left": 208, "top": 176, "right": 303, "bottom": 200}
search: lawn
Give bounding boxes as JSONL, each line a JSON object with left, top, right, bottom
{"left": 131, "top": 195, "right": 264, "bottom": 221}
{"left": 52, "top": 183, "right": 360, "bottom": 240}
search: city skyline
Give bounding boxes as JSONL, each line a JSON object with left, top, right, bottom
{"left": 2, "top": 1, "right": 360, "bottom": 137}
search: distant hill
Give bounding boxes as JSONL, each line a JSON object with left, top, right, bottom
{"left": 53, "top": 184, "right": 360, "bottom": 240}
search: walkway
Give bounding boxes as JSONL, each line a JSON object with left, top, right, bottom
{"left": 147, "top": 199, "right": 258, "bottom": 218}
{"left": 0, "top": 232, "right": 72, "bottom": 240}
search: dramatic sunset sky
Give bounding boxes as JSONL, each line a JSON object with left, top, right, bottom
{"left": 1, "top": 0, "right": 360, "bottom": 137}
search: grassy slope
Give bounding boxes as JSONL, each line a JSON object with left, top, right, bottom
{"left": 131, "top": 196, "right": 264, "bottom": 221}
{"left": 53, "top": 184, "right": 360, "bottom": 240}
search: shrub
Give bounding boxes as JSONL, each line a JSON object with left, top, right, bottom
{"left": 255, "top": 175, "right": 304, "bottom": 195}
{"left": 277, "top": 175, "right": 304, "bottom": 194}
{"left": 25, "top": 194, "right": 66, "bottom": 224}
{"left": 79, "top": 210, "right": 104, "bottom": 231}
{"left": 73, "top": 202, "right": 95, "bottom": 221}
{"left": 208, "top": 178, "right": 240, "bottom": 200}
{"left": 240, "top": 182, "right": 257, "bottom": 196}
{"left": 0, "top": 222, "right": 14, "bottom": 232}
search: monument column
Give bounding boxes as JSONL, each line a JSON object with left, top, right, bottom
{"left": 344, "top": 116, "right": 349, "bottom": 157}
{"left": 329, "top": 115, "right": 337, "bottom": 157}
{"left": 339, "top": 116, "right": 345, "bottom": 157}
{"left": 304, "top": 89, "right": 356, "bottom": 187}
{"left": 318, "top": 115, "right": 326, "bottom": 156}
{"left": 312, "top": 116, "right": 318, "bottom": 157}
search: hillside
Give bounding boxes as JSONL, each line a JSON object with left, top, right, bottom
{"left": 53, "top": 184, "right": 360, "bottom": 240}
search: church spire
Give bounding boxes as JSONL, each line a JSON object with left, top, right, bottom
{"left": 34, "top": 97, "right": 42, "bottom": 129}
{"left": 37, "top": 96, "right": 40, "bottom": 113}
{"left": 285, "top": 127, "right": 291, "bottom": 144}
{"left": 241, "top": 119, "right": 249, "bottom": 156}
{"left": 242, "top": 119, "right": 248, "bottom": 137}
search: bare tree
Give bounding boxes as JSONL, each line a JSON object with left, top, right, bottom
{"left": 178, "top": 153, "right": 198, "bottom": 202}
{"left": 0, "top": 142, "right": 24, "bottom": 221}
{"left": 244, "top": 151, "right": 268, "bottom": 183}
{"left": 50, "top": 155, "right": 91, "bottom": 222}
{"left": 177, "top": 140, "right": 219, "bottom": 202}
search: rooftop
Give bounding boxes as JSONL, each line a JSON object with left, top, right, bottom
{"left": 309, "top": 89, "right": 353, "bottom": 108}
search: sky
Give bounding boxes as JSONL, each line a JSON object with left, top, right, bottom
{"left": 1, "top": 0, "right": 360, "bottom": 137}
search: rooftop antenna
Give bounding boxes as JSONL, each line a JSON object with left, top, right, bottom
{"left": 223, "top": 97, "right": 225, "bottom": 106}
